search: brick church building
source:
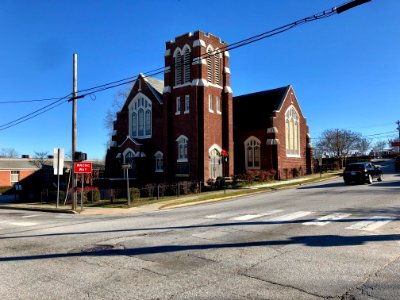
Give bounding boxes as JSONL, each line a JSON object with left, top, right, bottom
{"left": 105, "top": 30, "right": 313, "bottom": 184}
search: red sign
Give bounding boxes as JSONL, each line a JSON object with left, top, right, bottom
{"left": 74, "top": 162, "right": 92, "bottom": 174}
{"left": 391, "top": 142, "right": 400, "bottom": 147}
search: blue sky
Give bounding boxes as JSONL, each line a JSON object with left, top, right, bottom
{"left": 0, "top": 0, "right": 399, "bottom": 159}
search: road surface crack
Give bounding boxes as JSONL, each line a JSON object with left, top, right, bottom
{"left": 240, "top": 272, "right": 325, "bottom": 298}
{"left": 340, "top": 255, "right": 400, "bottom": 299}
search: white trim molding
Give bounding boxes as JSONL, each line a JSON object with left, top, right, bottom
{"left": 193, "top": 39, "right": 206, "bottom": 48}
{"left": 224, "top": 86, "right": 232, "bottom": 93}
{"left": 192, "top": 79, "right": 208, "bottom": 87}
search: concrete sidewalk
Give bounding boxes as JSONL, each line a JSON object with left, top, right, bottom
{"left": 0, "top": 173, "right": 339, "bottom": 215}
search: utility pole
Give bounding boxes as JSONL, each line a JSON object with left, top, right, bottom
{"left": 396, "top": 120, "right": 400, "bottom": 153}
{"left": 72, "top": 53, "right": 78, "bottom": 210}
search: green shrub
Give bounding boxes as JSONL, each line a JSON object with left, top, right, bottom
{"left": 130, "top": 188, "right": 140, "bottom": 200}
{"left": 87, "top": 190, "right": 101, "bottom": 203}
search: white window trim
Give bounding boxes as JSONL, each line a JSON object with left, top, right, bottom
{"left": 10, "top": 171, "right": 19, "bottom": 183}
{"left": 285, "top": 105, "right": 301, "bottom": 158}
{"left": 208, "top": 94, "right": 214, "bottom": 113}
{"left": 184, "top": 95, "right": 190, "bottom": 114}
{"left": 244, "top": 136, "right": 261, "bottom": 170}
{"left": 175, "top": 97, "right": 181, "bottom": 115}
{"left": 128, "top": 93, "right": 152, "bottom": 139}
{"left": 216, "top": 96, "right": 221, "bottom": 114}
{"left": 176, "top": 135, "right": 188, "bottom": 162}
{"left": 154, "top": 151, "right": 164, "bottom": 172}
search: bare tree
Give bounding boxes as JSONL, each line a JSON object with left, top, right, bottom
{"left": 104, "top": 84, "right": 133, "bottom": 148}
{"left": 0, "top": 148, "right": 19, "bottom": 158}
{"left": 372, "top": 140, "right": 387, "bottom": 157}
{"left": 316, "top": 129, "right": 364, "bottom": 168}
{"left": 355, "top": 137, "right": 371, "bottom": 155}
{"left": 30, "top": 151, "right": 50, "bottom": 168}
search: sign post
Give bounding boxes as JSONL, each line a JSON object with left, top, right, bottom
{"left": 74, "top": 162, "right": 92, "bottom": 211}
{"left": 53, "top": 148, "right": 64, "bottom": 208}
{"left": 121, "top": 164, "right": 131, "bottom": 206}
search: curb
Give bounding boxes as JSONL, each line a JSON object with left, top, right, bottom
{"left": 0, "top": 205, "right": 78, "bottom": 214}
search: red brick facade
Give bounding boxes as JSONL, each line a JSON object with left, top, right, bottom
{"left": 106, "top": 30, "right": 312, "bottom": 184}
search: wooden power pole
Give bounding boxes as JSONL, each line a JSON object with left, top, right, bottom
{"left": 72, "top": 53, "right": 78, "bottom": 210}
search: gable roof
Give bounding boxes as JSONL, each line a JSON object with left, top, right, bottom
{"left": 233, "top": 85, "right": 290, "bottom": 129}
{"left": 0, "top": 158, "right": 39, "bottom": 170}
{"left": 142, "top": 75, "right": 164, "bottom": 104}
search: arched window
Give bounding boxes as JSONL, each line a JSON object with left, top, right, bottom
{"left": 285, "top": 106, "right": 300, "bottom": 156}
{"left": 129, "top": 94, "right": 152, "bottom": 138}
{"left": 214, "top": 51, "right": 221, "bottom": 85}
{"left": 245, "top": 137, "right": 261, "bottom": 169}
{"left": 154, "top": 151, "right": 164, "bottom": 172}
{"left": 209, "top": 147, "right": 222, "bottom": 179}
{"left": 124, "top": 151, "right": 134, "bottom": 164}
{"left": 145, "top": 110, "right": 151, "bottom": 135}
{"left": 183, "top": 46, "right": 191, "bottom": 83}
{"left": 176, "top": 135, "right": 188, "bottom": 162}
{"left": 131, "top": 112, "right": 137, "bottom": 137}
{"left": 175, "top": 51, "right": 182, "bottom": 86}
{"left": 207, "top": 47, "right": 213, "bottom": 83}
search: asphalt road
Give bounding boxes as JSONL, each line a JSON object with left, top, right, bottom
{"left": 0, "top": 160, "right": 399, "bottom": 299}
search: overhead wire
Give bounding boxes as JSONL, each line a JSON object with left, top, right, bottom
{"left": 0, "top": 2, "right": 366, "bottom": 130}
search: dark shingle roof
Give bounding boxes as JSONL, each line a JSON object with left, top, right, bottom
{"left": 233, "top": 85, "right": 290, "bottom": 129}
{"left": 233, "top": 86, "right": 290, "bottom": 129}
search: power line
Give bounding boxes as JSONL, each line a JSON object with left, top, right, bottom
{"left": 0, "top": 0, "right": 371, "bottom": 130}
{"left": 0, "top": 94, "right": 71, "bottom": 130}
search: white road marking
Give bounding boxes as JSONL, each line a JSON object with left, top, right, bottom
{"left": 229, "top": 210, "right": 284, "bottom": 221}
{"left": 21, "top": 214, "right": 40, "bottom": 218}
{"left": 303, "top": 213, "right": 351, "bottom": 226}
{"left": 205, "top": 212, "right": 242, "bottom": 219}
{"left": 345, "top": 216, "right": 395, "bottom": 231}
{"left": 9, "top": 222, "right": 38, "bottom": 227}
{"left": 268, "top": 211, "right": 313, "bottom": 223}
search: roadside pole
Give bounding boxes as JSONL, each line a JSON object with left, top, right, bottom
{"left": 72, "top": 53, "right": 78, "bottom": 211}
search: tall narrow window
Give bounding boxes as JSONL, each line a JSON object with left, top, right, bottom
{"left": 175, "top": 51, "right": 182, "bottom": 85}
{"left": 176, "top": 97, "right": 181, "bottom": 115}
{"left": 184, "top": 95, "right": 190, "bottom": 113}
{"left": 138, "top": 108, "right": 144, "bottom": 136}
{"left": 285, "top": 106, "right": 300, "bottom": 156}
{"left": 214, "top": 52, "right": 220, "bottom": 85}
{"left": 216, "top": 96, "right": 221, "bottom": 114}
{"left": 207, "top": 48, "right": 213, "bottom": 83}
{"left": 145, "top": 110, "right": 151, "bottom": 135}
{"left": 132, "top": 112, "right": 137, "bottom": 137}
{"left": 209, "top": 148, "right": 222, "bottom": 179}
{"left": 208, "top": 95, "right": 213, "bottom": 112}
{"left": 183, "top": 47, "right": 191, "bottom": 83}
{"left": 245, "top": 137, "right": 261, "bottom": 169}
{"left": 154, "top": 151, "right": 164, "bottom": 172}
{"left": 176, "top": 135, "right": 188, "bottom": 162}
{"left": 129, "top": 95, "right": 152, "bottom": 138}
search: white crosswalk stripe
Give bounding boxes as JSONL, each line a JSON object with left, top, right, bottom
{"left": 203, "top": 210, "right": 397, "bottom": 232}
{"left": 9, "top": 222, "right": 38, "bottom": 227}
{"left": 303, "top": 213, "right": 351, "bottom": 226}
{"left": 345, "top": 216, "right": 395, "bottom": 231}
{"left": 229, "top": 210, "right": 284, "bottom": 221}
{"left": 21, "top": 214, "right": 40, "bottom": 218}
{"left": 268, "top": 211, "right": 313, "bottom": 223}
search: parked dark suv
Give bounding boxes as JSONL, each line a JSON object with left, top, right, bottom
{"left": 343, "top": 162, "right": 383, "bottom": 184}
